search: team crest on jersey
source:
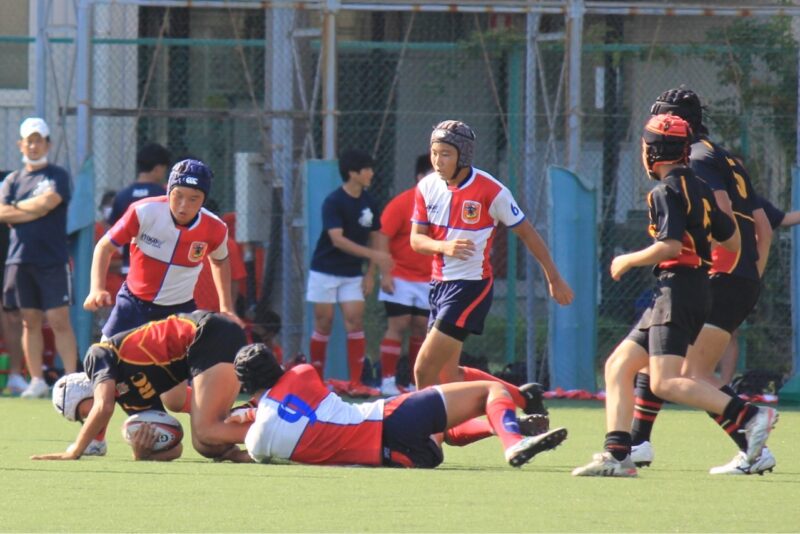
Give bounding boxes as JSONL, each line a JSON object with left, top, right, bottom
{"left": 188, "top": 241, "right": 208, "bottom": 262}
{"left": 461, "top": 201, "right": 481, "bottom": 224}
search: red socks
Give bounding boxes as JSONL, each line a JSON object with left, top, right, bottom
{"left": 485, "top": 395, "right": 523, "bottom": 450}
{"left": 379, "top": 338, "right": 402, "bottom": 378}
{"left": 347, "top": 331, "right": 366, "bottom": 384}
{"left": 181, "top": 385, "right": 193, "bottom": 413}
{"left": 445, "top": 418, "right": 494, "bottom": 446}
{"left": 461, "top": 366, "right": 527, "bottom": 411}
{"left": 309, "top": 331, "right": 329, "bottom": 378}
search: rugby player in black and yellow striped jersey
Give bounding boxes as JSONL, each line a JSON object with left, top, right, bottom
{"left": 573, "top": 115, "right": 777, "bottom": 477}
{"left": 631, "top": 88, "right": 778, "bottom": 475}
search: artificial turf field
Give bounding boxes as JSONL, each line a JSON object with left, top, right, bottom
{"left": 2, "top": 396, "right": 798, "bottom": 533}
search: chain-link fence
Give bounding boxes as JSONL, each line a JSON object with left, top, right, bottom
{"left": 1, "top": 0, "right": 798, "bottom": 389}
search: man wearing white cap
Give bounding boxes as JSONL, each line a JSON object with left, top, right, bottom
{"left": 0, "top": 118, "right": 78, "bottom": 398}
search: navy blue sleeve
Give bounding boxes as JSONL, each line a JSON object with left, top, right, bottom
{"left": 648, "top": 185, "right": 685, "bottom": 242}
{"left": 108, "top": 191, "right": 127, "bottom": 225}
{"left": 52, "top": 166, "right": 72, "bottom": 203}
{"left": 321, "top": 192, "right": 344, "bottom": 231}
{"left": 0, "top": 172, "right": 16, "bottom": 204}
{"left": 369, "top": 196, "right": 381, "bottom": 232}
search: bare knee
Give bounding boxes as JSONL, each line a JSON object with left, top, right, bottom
{"left": 343, "top": 316, "right": 363, "bottom": 333}
{"left": 414, "top": 353, "right": 438, "bottom": 387}
{"left": 648, "top": 378, "right": 674, "bottom": 401}
{"left": 314, "top": 317, "right": 333, "bottom": 335}
{"left": 485, "top": 381, "right": 507, "bottom": 400}
{"left": 604, "top": 349, "right": 629, "bottom": 384}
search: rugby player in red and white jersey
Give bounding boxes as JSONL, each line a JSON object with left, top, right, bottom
{"left": 409, "top": 120, "right": 573, "bottom": 407}
{"left": 375, "top": 154, "right": 434, "bottom": 395}
{"left": 81, "top": 159, "right": 242, "bottom": 454}
{"left": 84, "top": 158, "right": 241, "bottom": 339}
{"left": 222, "top": 343, "right": 567, "bottom": 468}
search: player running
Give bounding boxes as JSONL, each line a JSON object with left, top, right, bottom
{"left": 409, "top": 120, "right": 572, "bottom": 414}
{"left": 31, "top": 311, "right": 247, "bottom": 462}
{"left": 222, "top": 342, "right": 567, "bottom": 468}
{"left": 572, "top": 115, "right": 776, "bottom": 477}
{"left": 629, "top": 88, "right": 777, "bottom": 475}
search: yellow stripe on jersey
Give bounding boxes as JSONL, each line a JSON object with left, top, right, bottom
{"left": 680, "top": 175, "right": 692, "bottom": 214}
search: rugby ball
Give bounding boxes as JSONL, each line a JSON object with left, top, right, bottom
{"left": 121, "top": 411, "right": 183, "bottom": 452}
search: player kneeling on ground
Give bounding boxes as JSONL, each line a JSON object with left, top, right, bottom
{"left": 223, "top": 343, "right": 566, "bottom": 468}
{"left": 31, "top": 311, "right": 247, "bottom": 461}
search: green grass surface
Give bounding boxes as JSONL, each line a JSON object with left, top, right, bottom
{"left": 2, "top": 397, "right": 798, "bottom": 533}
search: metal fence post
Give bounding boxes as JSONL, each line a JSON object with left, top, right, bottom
{"left": 268, "top": 6, "right": 300, "bottom": 356}
{"left": 322, "top": 0, "right": 338, "bottom": 160}
{"left": 35, "top": 0, "right": 48, "bottom": 118}
{"left": 566, "top": 0, "right": 584, "bottom": 172}
{"left": 524, "top": 12, "right": 540, "bottom": 382}
{"left": 72, "top": 0, "right": 93, "bottom": 358}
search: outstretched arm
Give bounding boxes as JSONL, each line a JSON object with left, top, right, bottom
{"left": 511, "top": 220, "right": 573, "bottom": 305}
{"left": 209, "top": 257, "right": 243, "bottom": 326}
{"left": 31, "top": 380, "right": 116, "bottom": 460}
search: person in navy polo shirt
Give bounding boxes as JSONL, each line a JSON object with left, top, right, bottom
{"left": 306, "top": 149, "right": 393, "bottom": 398}
{"left": 0, "top": 118, "right": 78, "bottom": 399}
{"left": 107, "top": 143, "right": 171, "bottom": 275}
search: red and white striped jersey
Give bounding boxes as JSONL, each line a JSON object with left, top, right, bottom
{"left": 245, "top": 364, "right": 385, "bottom": 466}
{"left": 412, "top": 168, "right": 525, "bottom": 281}
{"left": 107, "top": 196, "right": 228, "bottom": 305}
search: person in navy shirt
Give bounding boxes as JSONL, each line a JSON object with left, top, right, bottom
{"left": 306, "top": 149, "right": 392, "bottom": 397}
{"left": 0, "top": 117, "right": 78, "bottom": 399}
{"left": 108, "top": 143, "right": 171, "bottom": 274}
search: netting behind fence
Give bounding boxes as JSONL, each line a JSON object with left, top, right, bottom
{"left": 0, "top": 2, "right": 796, "bottom": 387}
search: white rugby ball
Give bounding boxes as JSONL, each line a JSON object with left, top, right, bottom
{"left": 121, "top": 410, "right": 183, "bottom": 452}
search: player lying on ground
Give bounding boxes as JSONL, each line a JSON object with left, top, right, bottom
{"left": 221, "top": 343, "right": 566, "bottom": 468}
{"left": 572, "top": 115, "right": 777, "bottom": 477}
{"left": 31, "top": 311, "right": 247, "bottom": 461}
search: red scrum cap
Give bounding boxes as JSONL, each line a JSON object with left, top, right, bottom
{"left": 641, "top": 114, "right": 692, "bottom": 179}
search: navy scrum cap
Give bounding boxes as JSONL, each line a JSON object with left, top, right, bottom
{"left": 168, "top": 159, "right": 212, "bottom": 198}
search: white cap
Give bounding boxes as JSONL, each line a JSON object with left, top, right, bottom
{"left": 52, "top": 372, "right": 94, "bottom": 422}
{"left": 20, "top": 117, "right": 50, "bottom": 139}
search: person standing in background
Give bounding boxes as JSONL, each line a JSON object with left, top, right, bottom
{"left": 0, "top": 118, "right": 78, "bottom": 399}
{"left": 306, "top": 149, "right": 393, "bottom": 398}
{"left": 0, "top": 170, "right": 25, "bottom": 395}
{"left": 376, "top": 155, "right": 434, "bottom": 395}
{"left": 107, "top": 143, "right": 171, "bottom": 276}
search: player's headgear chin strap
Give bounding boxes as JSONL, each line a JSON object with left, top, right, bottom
{"left": 641, "top": 114, "right": 692, "bottom": 180}
{"left": 430, "top": 120, "right": 476, "bottom": 180}
{"left": 234, "top": 343, "right": 285, "bottom": 394}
